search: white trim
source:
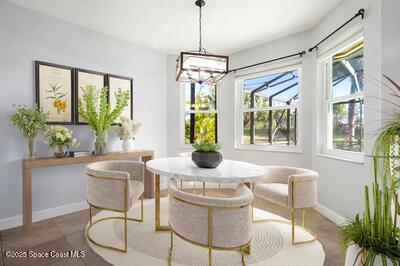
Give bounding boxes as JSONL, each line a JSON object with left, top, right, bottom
{"left": 179, "top": 83, "right": 220, "bottom": 148}
{"left": 234, "top": 63, "right": 303, "bottom": 153}
{"left": 317, "top": 21, "right": 364, "bottom": 61}
{"left": 317, "top": 29, "right": 365, "bottom": 162}
{"left": 0, "top": 201, "right": 88, "bottom": 231}
{"left": 314, "top": 202, "right": 347, "bottom": 226}
{"left": 235, "top": 144, "right": 302, "bottom": 153}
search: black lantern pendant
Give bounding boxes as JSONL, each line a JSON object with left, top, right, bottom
{"left": 176, "top": 0, "right": 229, "bottom": 85}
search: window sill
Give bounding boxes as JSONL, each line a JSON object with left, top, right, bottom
{"left": 235, "top": 144, "right": 302, "bottom": 154}
{"left": 316, "top": 153, "right": 364, "bottom": 164}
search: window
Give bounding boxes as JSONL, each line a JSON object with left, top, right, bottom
{"left": 321, "top": 38, "right": 364, "bottom": 160}
{"left": 183, "top": 83, "right": 218, "bottom": 144}
{"left": 235, "top": 66, "right": 301, "bottom": 152}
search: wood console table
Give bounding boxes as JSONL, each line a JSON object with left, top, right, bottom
{"left": 22, "top": 150, "right": 154, "bottom": 234}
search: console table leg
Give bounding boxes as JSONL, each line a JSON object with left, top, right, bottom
{"left": 22, "top": 165, "right": 32, "bottom": 234}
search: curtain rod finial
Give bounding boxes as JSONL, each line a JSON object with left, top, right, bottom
{"left": 358, "top": 8, "right": 365, "bottom": 19}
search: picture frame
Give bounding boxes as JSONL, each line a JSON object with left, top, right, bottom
{"left": 35, "top": 61, "right": 74, "bottom": 125}
{"left": 107, "top": 74, "right": 133, "bottom": 124}
{"left": 74, "top": 68, "right": 107, "bottom": 125}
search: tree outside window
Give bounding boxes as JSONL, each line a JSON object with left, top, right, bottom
{"left": 184, "top": 83, "right": 217, "bottom": 144}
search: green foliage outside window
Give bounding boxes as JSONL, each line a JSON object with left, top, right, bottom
{"left": 185, "top": 84, "right": 217, "bottom": 144}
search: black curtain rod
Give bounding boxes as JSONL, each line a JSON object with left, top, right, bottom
{"left": 229, "top": 51, "right": 306, "bottom": 73}
{"left": 229, "top": 8, "right": 364, "bottom": 74}
{"left": 308, "top": 8, "right": 365, "bottom": 52}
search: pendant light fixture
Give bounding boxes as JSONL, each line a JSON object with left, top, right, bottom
{"left": 176, "top": 0, "right": 229, "bottom": 85}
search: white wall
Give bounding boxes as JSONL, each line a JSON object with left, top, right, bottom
{"left": 167, "top": 0, "right": 384, "bottom": 219}
{"left": 311, "top": 0, "right": 381, "bottom": 218}
{"left": 0, "top": 1, "right": 167, "bottom": 226}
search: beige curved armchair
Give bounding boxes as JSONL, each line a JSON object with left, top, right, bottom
{"left": 85, "top": 160, "right": 144, "bottom": 252}
{"left": 253, "top": 166, "right": 318, "bottom": 245}
{"left": 168, "top": 178, "right": 253, "bottom": 266}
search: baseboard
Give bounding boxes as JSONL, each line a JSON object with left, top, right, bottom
{"left": 0, "top": 201, "right": 88, "bottom": 231}
{"left": 314, "top": 203, "right": 347, "bottom": 226}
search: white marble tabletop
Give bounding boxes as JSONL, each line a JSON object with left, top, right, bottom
{"left": 146, "top": 157, "right": 267, "bottom": 183}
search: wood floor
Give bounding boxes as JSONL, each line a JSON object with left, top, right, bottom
{"left": 0, "top": 189, "right": 344, "bottom": 266}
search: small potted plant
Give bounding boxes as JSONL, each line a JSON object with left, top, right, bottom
{"left": 78, "top": 85, "right": 129, "bottom": 155}
{"left": 44, "top": 126, "right": 79, "bottom": 158}
{"left": 10, "top": 104, "right": 48, "bottom": 159}
{"left": 112, "top": 115, "right": 141, "bottom": 151}
{"left": 191, "top": 130, "right": 222, "bottom": 168}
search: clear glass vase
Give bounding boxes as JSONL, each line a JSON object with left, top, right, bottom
{"left": 94, "top": 130, "right": 108, "bottom": 155}
{"left": 25, "top": 137, "right": 36, "bottom": 159}
{"left": 53, "top": 145, "right": 67, "bottom": 158}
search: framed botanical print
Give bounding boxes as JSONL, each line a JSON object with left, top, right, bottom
{"left": 35, "top": 61, "right": 74, "bottom": 124}
{"left": 107, "top": 74, "right": 133, "bottom": 123}
{"left": 74, "top": 68, "right": 106, "bottom": 124}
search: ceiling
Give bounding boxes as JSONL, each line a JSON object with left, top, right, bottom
{"left": 6, "top": 0, "right": 342, "bottom": 55}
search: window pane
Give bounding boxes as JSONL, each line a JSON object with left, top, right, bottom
{"left": 243, "top": 111, "right": 269, "bottom": 144}
{"left": 185, "top": 113, "right": 217, "bottom": 144}
{"left": 242, "top": 109, "right": 297, "bottom": 145}
{"left": 243, "top": 70, "right": 299, "bottom": 109}
{"left": 332, "top": 40, "right": 364, "bottom": 98}
{"left": 185, "top": 83, "right": 216, "bottom": 111}
{"left": 271, "top": 108, "right": 297, "bottom": 146}
{"left": 332, "top": 98, "right": 363, "bottom": 152}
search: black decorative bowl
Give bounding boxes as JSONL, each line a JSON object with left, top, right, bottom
{"left": 192, "top": 151, "right": 223, "bottom": 168}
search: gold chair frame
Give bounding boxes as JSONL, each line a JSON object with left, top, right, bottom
{"left": 252, "top": 179, "right": 317, "bottom": 245}
{"left": 86, "top": 173, "right": 144, "bottom": 253}
{"left": 168, "top": 195, "right": 251, "bottom": 266}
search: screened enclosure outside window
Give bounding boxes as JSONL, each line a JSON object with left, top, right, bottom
{"left": 236, "top": 67, "right": 301, "bottom": 150}
{"left": 324, "top": 39, "right": 364, "bottom": 153}
{"left": 184, "top": 83, "right": 217, "bottom": 144}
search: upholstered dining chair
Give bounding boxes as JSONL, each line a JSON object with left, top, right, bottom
{"left": 168, "top": 178, "right": 253, "bottom": 266}
{"left": 253, "top": 166, "right": 318, "bottom": 245}
{"left": 85, "top": 160, "right": 144, "bottom": 252}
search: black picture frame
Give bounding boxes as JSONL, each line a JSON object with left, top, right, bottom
{"left": 35, "top": 61, "right": 75, "bottom": 125}
{"left": 106, "top": 74, "right": 133, "bottom": 123}
{"left": 74, "top": 68, "right": 107, "bottom": 125}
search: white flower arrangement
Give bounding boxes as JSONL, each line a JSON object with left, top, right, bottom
{"left": 112, "top": 115, "right": 142, "bottom": 141}
{"left": 44, "top": 126, "right": 79, "bottom": 149}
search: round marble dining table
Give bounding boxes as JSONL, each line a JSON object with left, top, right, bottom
{"left": 146, "top": 156, "right": 267, "bottom": 183}
{"left": 146, "top": 157, "right": 267, "bottom": 232}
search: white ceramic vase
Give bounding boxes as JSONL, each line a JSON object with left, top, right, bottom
{"left": 122, "top": 139, "right": 134, "bottom": 152}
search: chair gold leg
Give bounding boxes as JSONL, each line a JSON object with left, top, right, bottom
{"left": 89, "top": 205, "right": 92, "bottom": 226}
{"left": 218, "top": 183, "right": 221, "bottom": 190}
{"left": 169, "top": 230, "right": 173, "bottom": 265}
{"left": 292, "top": 208, "right": 295, "bottom": 245}
{"left": 124, "top": 211, "right": 128, "bottom": 253}
{"left": 302, "top": 208, "right": 305, "bottom": 227}
{"left": 208, "top": 248, "right": 212, "bottom": 266}
{"left": 203, "top": 182, "right": 206, "bottom": 196}
{"left": 180, "top": 179, "right": 183, "bottom": 190}
{"left": 241, "top": 247, "right": 246, "bottom": 266}
{"left": 139, "top": 196, "right": 143, "bottom": 222}
{"left": 244, "top": 244, "right": 251, "bottom": 254}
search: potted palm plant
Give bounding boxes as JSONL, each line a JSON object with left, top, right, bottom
{"left": 78, "top": 85, "right": 129, "bottom": 155}
{"left": 342, "top": 75, "right": 400, "bottom": 266}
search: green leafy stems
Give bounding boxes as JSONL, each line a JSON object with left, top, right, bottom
{"left": 10, "top": 104, "right": 48, "bottom": 138}
{"left": 78, "top": 85, "right": 130, "bottom": 134}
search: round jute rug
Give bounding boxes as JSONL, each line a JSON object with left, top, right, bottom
{"left": 86, "top": 198, "right": 325, "bottom": 266}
